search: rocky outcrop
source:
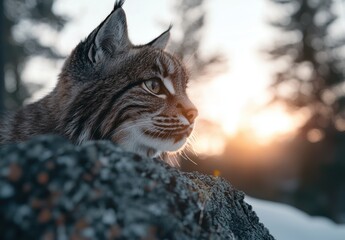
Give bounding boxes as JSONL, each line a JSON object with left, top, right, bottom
{"left": 0, "top": 136, "right": 274, "bottom": 239}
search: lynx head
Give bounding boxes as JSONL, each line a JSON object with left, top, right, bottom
{"left": 59, "top": 0, "right": 197, "bottom": 158}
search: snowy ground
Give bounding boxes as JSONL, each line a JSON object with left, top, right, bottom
{"left": 246, "top": 196, "right": 345, "bottom": 240}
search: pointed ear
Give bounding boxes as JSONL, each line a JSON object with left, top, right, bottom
{"left": 88, "top": 6, "right": 130, "bottom": 63}
{"left": 147, "top": 26, "right": 171, "bottom": 50}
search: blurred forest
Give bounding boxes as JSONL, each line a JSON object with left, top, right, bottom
{"left": 181, "top": 0, "right": 345, "bottom": 224}
{"left": 0, "top": 0, "right": 66, "bottom": 113}
{"left": 268, "top": 0, "right": 345, "bottom": 223}
{"left": 0, "top": 0, "right": 345, "bottom": 225}
{"left": 168, "top": 0, "right": 227, "bottom": 81}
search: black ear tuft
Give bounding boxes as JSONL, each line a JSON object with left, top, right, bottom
{"left": 114, "top": 0, "right": 125, "bottom": 11}
{"left": 147, "top": 25, "right": 172, "bottom": 50}
{"left": 166, "top": 24, "right": 173, "bottom": 33}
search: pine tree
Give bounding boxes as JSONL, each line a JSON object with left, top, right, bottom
{"left": 1, "top": 0, "right": 67, "bottom": 111}
{"left": 0, "top": 0, "right": 5, "bottom": 114}
{"left": 268, "top": 0, "right": 345, "bottom": 129}
{"left": 268, "top": 0, "right": 345, "bottom": 222}
{"left": 169, "top": 0, "right": 227, "bottom": 81}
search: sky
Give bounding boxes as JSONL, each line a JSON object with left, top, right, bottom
{"left": 23, "top": 0, "right": 313, "bottom": 152}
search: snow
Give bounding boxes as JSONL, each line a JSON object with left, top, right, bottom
{"left": 246, "top": 196, "right": 345, "bottom": 240}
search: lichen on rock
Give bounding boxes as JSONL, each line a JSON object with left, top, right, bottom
{"left": 0, "top": 135, "right": 274, "bottom": 239}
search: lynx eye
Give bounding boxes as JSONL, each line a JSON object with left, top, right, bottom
{"left": 142, "top": 78, "right": 163, "bottom": 95}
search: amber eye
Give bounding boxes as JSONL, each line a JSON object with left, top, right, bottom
{"left": 143, "top": 79, "right": 162, "bottom": 95}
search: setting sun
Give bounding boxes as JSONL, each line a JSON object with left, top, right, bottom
{"left": 244, "top": 106, "right": 299, "bottom": 144}
{"left": 190, "top": 55, "right": 302, "bottom": 147}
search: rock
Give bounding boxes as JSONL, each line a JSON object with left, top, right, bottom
{"left": 0, "top": 135, "right": 274, "bottom": 240}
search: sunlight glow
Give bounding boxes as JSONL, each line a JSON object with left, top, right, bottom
{"left": 191, "top": 120, "right": 227, "bottom": 155}
{"left": 307, "top": 129, "right": 324, "bottom": 143}
{"left": 190, "top": 55, "right": 300, "bottom": 148}
{"left": 245, "top": 106, "right": 298, "bottom": 144}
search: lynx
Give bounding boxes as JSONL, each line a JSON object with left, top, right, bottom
{"left": 0, "top": 1, "right": 198, "bottom": 159}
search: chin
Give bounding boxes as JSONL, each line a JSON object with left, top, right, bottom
{"left": 157, "top": 137, "right": 188, "bottom": 152}
{"left": 113, "top": 127, "right": 190, "bottom": 158}
{"left": 139, "top": 133, "right": 188, "bottom": 152}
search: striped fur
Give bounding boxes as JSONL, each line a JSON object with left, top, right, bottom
{"left": 0, "top": 1, "right": 198, "bottom": 158}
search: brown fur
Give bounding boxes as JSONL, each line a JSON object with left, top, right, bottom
{"left": 0, "top": 1, "right": 197, "bottom": 158}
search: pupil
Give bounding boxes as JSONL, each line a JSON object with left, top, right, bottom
{"left": 152, "top": 81, "right": 159, "bottom": 91}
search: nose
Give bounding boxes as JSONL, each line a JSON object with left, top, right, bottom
{"left": 184, "top": 108, "right": 198, "bottom": 124}
{"left": 176, "top": 103, "right": 198, "bottom": 124}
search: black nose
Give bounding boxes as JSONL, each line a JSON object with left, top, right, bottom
{"left": 184, "top": 108, "right": 198, "bottom": 124}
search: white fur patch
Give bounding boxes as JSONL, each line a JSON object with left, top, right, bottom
{"left": 77, "top": 129, "right": 90, "bottom": 144}
{"left": 139, "top": 132, "right": 187, "bottom": 152}
{"left": 162, "top": 78, "right": 175, "bottom": 95}
{"left": 177, "top": 115, "right": 190, "bottom": 125}
{"left": 112, "top": 121, "right": 188, "bottom": 157}
{"left": 157, "top": 94, "right": 167, "bottom": 99}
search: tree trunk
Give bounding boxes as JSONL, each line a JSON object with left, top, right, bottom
{"left": 0, "top": 0, "right": 5, "bottom": 115}
{"left": 0, "top": 136, "right": 275, "bottom": 240}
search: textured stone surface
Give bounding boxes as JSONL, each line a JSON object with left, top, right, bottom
{"left": 0, "top": 136, "right": 274, "bottom": 239}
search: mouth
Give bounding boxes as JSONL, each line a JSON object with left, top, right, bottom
{"left": 111, "top": 123, "right": 193, "bottom": 157}
{"left": 143, "top": 125, "right": 193, "bottom": 142}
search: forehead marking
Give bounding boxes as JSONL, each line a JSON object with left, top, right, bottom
{"left": 156, "top": 54, "right": 177, "bottom": 77}
{"left": 162, "top": 77, "right": 176, "bottom": 95}
{"left": 165, "top": 55, "right": 176, "bottom": 75}
{"left": 155, "top": 58, "right": 165, "bottom": 76}
{"left": 155, "top": 56, "right": 177, "bottom": 95}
